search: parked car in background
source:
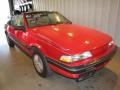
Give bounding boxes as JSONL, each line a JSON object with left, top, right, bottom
{"left": 5, "top": 11, "right": 117, "bottom": 81}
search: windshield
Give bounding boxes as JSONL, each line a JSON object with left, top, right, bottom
{"left": 25, "top": 12, "right": 71, "bottom": 28}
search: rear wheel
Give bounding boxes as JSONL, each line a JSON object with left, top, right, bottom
{"left": 32, "top": 49, "right": 52, "bottom": 77}
{"left": 6, "top": 34, "right": 14, "bottom": 47}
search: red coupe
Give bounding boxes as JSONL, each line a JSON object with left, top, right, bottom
{"left": 5, "top": 11, "right": 117, "bottom": 81}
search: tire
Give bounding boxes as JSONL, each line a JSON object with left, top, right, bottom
{"left": 6, "top": 34, "right": 15, "bottom": 47}
{"left": 32, "top": 49, "right": 52, "bottom": 77}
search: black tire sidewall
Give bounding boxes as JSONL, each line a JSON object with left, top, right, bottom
{"left": 32, "top": 50, "right": 48, "bottom": 77}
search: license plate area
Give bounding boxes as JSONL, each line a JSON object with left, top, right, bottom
{"left": 77, "top": 67, "right": 96, "bottom": 81}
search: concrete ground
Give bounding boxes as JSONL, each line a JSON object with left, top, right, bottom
{"left": 0, "top": 31, "right": 120, "bottom": 90}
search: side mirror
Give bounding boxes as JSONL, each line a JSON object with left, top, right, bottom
{"left": 14, "top": 26, "right": 25, "bottom": 31}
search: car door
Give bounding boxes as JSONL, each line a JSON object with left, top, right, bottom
{"left": 7, "top": 17, "right": 16, "bottom": 40}
{"left": 11, "top": 15, "right": 27, "bottom": 48}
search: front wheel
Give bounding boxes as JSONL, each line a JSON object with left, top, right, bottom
{"left": 32, "top": 50, "right": 51, "bottom": 77}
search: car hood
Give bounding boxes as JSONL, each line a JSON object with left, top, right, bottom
{"left": 30, "top": 24, "right": 112, "bottom": 54}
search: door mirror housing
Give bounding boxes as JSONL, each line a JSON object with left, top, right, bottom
{"left": 14, "top": 26, "right": 25, "bottom": 31}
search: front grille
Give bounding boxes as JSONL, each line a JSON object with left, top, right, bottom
{"left": 91, "top": 44, "right": 109, "bottom": 56}
{"left": 84, "top": 46, "right": 117, "bottom": 69}
{"left": 73, "top": 46, "right": 117, "bottom": 73}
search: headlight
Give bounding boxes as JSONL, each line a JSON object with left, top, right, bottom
{"left": 60, "top": 51, "right": 92, "bottom": 63}
{"left": 108, "top": 41, "right": 114, "bottom": 46}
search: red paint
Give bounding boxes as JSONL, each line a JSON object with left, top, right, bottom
{"left": 5, "top": 11, "right": 116, "bottom": 79}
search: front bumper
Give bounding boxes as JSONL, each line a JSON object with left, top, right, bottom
{"left": 47, "top": 46, "right": 117, "bottom": 78}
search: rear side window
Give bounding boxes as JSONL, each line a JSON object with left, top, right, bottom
{"left": 11, "top": 15, "right": 24, "bottom": 27}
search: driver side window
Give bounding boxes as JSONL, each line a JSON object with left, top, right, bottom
{"left": 11, "top": 15, "right": 24, "bottom": 27}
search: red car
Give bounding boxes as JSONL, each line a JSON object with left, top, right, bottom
{"left": 5, "top": 11, "right": 117, "bottom": 81}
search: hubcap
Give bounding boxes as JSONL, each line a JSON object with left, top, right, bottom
{"left": 33, "top": 54, "right": 43, "bottom": 73}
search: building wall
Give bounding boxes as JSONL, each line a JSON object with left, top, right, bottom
{"left": 33, "top": 0, "right": 120, "bottom": 46}
{"left": 13, "top": 0, "right": 32, "bottom": 10}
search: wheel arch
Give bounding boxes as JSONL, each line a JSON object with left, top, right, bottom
{"left": 29, "top": 43, "right": 48, "bottom": 56}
